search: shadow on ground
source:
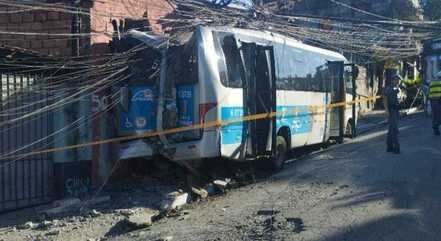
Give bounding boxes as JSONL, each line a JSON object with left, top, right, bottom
{"left": 275, "top": 114, "right": 441, "bottom": 241}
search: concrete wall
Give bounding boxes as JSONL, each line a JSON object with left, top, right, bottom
{"left": 0, "top": 0, "right": 175, "bottom": 195}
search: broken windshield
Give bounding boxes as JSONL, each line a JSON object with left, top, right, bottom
{"left": 163, "top": 36, "right": 201, "bottom": 142}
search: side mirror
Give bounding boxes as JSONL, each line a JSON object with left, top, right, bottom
{"left": 120, "top": 87, "right": 130, "bottom": 112}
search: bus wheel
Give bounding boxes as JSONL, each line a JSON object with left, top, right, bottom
{"left": 272, "top": 136, "right": 287, "bottom": 171}
{"left": 345, "top": 120, "right": 354, "bottom": 138}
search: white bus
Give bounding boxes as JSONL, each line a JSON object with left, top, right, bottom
{"left": 157, "top": 26, "right": 356, "bottom": 170}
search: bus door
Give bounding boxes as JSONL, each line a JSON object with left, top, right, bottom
{"left": 344, "top": 63, "right": 357, "bottom": 138}
{"left": 328, "top": 61, "right": 346, "bottom": 143}
{"left": 240, "top": 43, "right": 277, "bottom": 159}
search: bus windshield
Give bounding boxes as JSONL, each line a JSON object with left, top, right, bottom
{"left": 163, "top": 36, "right": 201, "bottom": 141}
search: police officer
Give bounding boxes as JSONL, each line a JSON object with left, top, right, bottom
{"left": 384, "top": 74, "right": 402, "bottom": 154}
{"left": 429, "top": 72, "right": 441, "bottom": 136}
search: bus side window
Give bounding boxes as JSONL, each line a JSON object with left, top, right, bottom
{"left": 344, "top": 67, "right": 353, "bottom": 94}
{"left": 213, "top": 32, "right": 244, "bottom": 88}
{"left": 274, "top": 44, "right": 332, "bottom": 93}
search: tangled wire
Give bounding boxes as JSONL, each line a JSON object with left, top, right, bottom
{"left": 209, "top": 0, "right": 234, "bottom": 7}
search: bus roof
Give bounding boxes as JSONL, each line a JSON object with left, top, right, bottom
{"left": 197, "top": 26, "right": 347, "bottom": 62}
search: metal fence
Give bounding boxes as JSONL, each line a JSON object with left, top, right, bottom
{"left": 0, "top": 72, "right": 54, "bottom": 212}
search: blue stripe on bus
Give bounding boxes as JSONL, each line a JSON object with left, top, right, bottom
{"left": 221, "top": 107, "right": 244, "bottom": 145}
{"left": 276, "top": 106, "right": 313, "bottom": 135}
{"left": 221, "top": 106, "right": 313, "bottom": 145}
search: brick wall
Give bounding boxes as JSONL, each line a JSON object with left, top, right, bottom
{"left": 0, "top": 8, "right": 73, "bottom": 57}
{"left": 0, "top": 0, "right": 174, "bottom": 57}
{"left": 90, "top": 0, "right": 175, "bottom": 55}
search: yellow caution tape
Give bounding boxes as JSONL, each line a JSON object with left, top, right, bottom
{"left": 0, "top": 95, "right": 382, "bottom": 160}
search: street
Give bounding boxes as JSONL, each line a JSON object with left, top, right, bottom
{"left": 1, "top": 112, "right": 440, "bottom": 241}
{"left": 0, "top": 1, "right": 439, "bottom": 241}
{"left": 116, "top": 113, "right": 441, "bottom": 241}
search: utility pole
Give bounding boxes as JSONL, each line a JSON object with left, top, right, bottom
{"left": 72, "top": 0, "right": 81, "bottom": 57}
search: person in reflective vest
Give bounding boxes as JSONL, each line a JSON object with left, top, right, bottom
{"left": 384, "top": 74, "right": 402, "bottom": 154}
{"left": 429, "top": 72, "right": 441, "bottom": 136}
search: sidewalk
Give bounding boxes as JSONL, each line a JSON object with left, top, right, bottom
{"left": 357, "top": 108, "right": 422, "bottom": 134}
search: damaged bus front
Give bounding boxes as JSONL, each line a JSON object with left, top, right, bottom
{"left": 158, "top": 29, "right": 220, "bottom": 161}
{"left": 116, "top": 31, "right": 168, "bottom": 160}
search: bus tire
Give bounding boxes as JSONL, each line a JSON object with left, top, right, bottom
{"left": 345, "top": 120, "right": 354, "bottom": 138}
{"left": 337, "top": 136, "right": 344, "bottom": 144}
{"left": 272, "top": 136, "right": 287, "bottom": 171}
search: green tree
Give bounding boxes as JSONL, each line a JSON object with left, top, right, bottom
{"left": 423, "top": 0, "right": 441, "bottom": 20}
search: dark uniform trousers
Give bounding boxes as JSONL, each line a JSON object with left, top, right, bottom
{"left": 387, "top": 107, "right": 400, "bottom": 150}
{"left": 384, "top": 85, "right": 400, "bottom": 151}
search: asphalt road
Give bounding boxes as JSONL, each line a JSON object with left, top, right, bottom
{"left": 118, "top": 113, "right": 441, "bottom": 241}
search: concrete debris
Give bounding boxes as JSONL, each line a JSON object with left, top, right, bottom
{"left": 40, "top": 220, "right": 53, "bottom": 229}
{"left": 160, "top": 192, "right": 189, "bottom": 211}
{"left": 45, "top": 230, "right": 60, "bottom": 236}
{"left": 257, "top": 210, "right": 280, "bottom": 216}
{"left": 54, "top": 220, "right": 67, "bottom": 227}
{"left": 213, "top": 180, "right": 229, "bottom": 189}
{"left": 191, "top": 187, "right": 208, "bottom": 199}
{"left": 127, "top": 211, "right": 159, "bottom": 228}
{"left": 118, "top": 209, "right": 136, "bottom": 217}
{"left": 156, "top": 236, "right": 174, "bottom": 241}
{"left": 286, "top": 217, "right": 305, "bottom": 233}
{"left": 42, "top": 198, "right": 81, "bottom": 217}
{"left": 90, "top": 209, "right": 102, "bottom": 217}
{"left": 18, "top": 221, "right": 39, "bottom": 230}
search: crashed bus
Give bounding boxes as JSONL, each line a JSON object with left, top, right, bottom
{"left": 119, "top": 26, "right": 357, "bottom": 169}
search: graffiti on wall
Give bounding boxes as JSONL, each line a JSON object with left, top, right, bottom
{"left": 65, "top": 176, "right": 91, "bottom": 197}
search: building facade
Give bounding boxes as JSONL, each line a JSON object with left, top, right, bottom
{"left": 0, "top": 0, "right": 174, "bottom": 56}
{"left": 0, "top": 0, "right": 175, "bottom": 200}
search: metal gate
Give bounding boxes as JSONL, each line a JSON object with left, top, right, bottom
{"left": 0, "top": 71, "right": 54, "bottom": 212}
